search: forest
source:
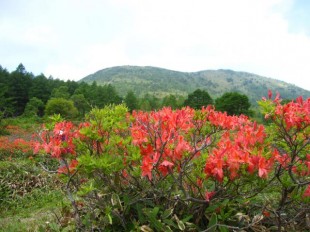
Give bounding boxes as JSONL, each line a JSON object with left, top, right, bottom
{"left": 0, "top": 64, "right": 253, "bottom": 121}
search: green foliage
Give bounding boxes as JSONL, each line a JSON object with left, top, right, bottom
{"left": 23, "top": 97, "right": 45, "bottom": 117}
{"left": 5, "top": 64, "right": 33, "bottom": 116}
{"left": 51, "top": 85, "right": 70, "bottom": 99}
{"left": 0, "top": 159, "right": 65, "bottom": 231}
{"left": 161, "top": 94, "right": 179, "bottom": 109}
{"left": 0, "top": 64, "right": 125, "bottom": 118}
{"left": 45, "top": 98, "right": 78, "bottom": 119}
{"left": 124, "top": 90, "right": 139, "bottom": 112}
{"left": 0, "top": 159, "right": 63, "bottom": 213}
{"left": 75, "top": 105, "right": 143, "bottom": 230}
{"left": 79, "top": 66, "right": 310, "bottom": 106}
{"left": 183, "top": 89, "right": 213, "bottom": 109}
{"left": 29, "top": 74, "right": 52, "bottom": 103}
{"left": 70, "top": 93, "right": 89, "bottom": 116}
{"left": 31, "top": 100, "right": 310, "bottom": 231}
{"left": 215, "top": 92, "right": 252, "bottom": 116}
{"left": 139, "top": 94, "right": 160, "bottom": 111}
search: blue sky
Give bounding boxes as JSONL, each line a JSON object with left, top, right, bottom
{"left": 1, "top": 0, "right": 310, "bottom": 91}
{"left": 286, "top": 0, "right": 310, "bottom": 35}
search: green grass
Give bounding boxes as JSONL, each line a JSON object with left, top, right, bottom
{"left": 3, "top": 116, "right": 43, "bottom": 131}
{"left": 0, "top": 116, "right": 77, "bottom": 231}
{"left": 0, "top": 203, "right": 62, "bottom": 232}
{"left": 0, "top": 158, "right": 67, "bottom": 231}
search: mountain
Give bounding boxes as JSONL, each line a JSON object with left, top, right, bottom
{"left": 80, "top": 66, "right": 310, "bottom": 105}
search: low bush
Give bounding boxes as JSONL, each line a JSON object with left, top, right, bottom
{"left": 32, "top": 96, "right": 310, "bottom": 231}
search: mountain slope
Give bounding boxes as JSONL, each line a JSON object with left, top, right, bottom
{"left": 80, "top": 66, "right": 310, "bottom": 104}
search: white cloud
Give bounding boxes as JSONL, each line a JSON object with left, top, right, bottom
{"left": 1, "top": 0, "right": 310, "bottom": 90}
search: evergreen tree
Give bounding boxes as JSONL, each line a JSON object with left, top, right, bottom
{"left": 29, "top": 74, "right": 51, "bottom": 103}
{"left": 0, "top": 66, "right": 13, "bottom": 116}
{"left": 162, "top": 94, "right": 178, "bottom": 109}
{"left": 66, "top": 80, "right": 79, "bottom": 95}
{"left": 215, "top": 92, "right": 252, "bottom": 116}
{"left": 125, "top": 90, "right": 139, "bottom": 112}
{"left": 140, "top": 94, "right": 160, "bottom": 111}
{"left": 23, "top": 97, "right": 45, "bottom": 117}
{"left": 51, "top": 85, "right": 70, "bottom": 99}
{"left": 71, "top": 93, "right": 89, "bottom": 116}
{"left": 183, "top": 89, "right": 213, "bottom": 109}
{"left": 7, "top": 64, "right": 33, "bottom": 115}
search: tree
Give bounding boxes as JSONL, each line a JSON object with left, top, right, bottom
{"left": 15, "top": 63, "right": 27, "bottom": 74}
{"left": 215, "top": 92, "right": 252, "bottom": 116}
{"left": 124, "top": 90, "right": 139, "bottom": 112}
{"left": 139, "top": 99, "right": 151, "bottom": 111}
{"left": 66, "top": 80, "right": 79, "bottom": 96}
{"left": 161, "top": 94, "right": 178, "bottom": 109}
{"left": 29, "top": 74, "right": 52, "bottom": 103}
{"left": 45, "top": 98, "right": 78, "bottom": 119}
{"left": 0, "top": 67, "right": 13, "bottom": 117}
{"left": 70, "top": 93, "right": 89, "bottom": 116}
{"left": 183, "top": 89, "right": 213, "bottom": 109}
{"left": 51, "top": 86, "right": 70, "bottom": 99}
{"left": 23, "top": 97, "right": 45, "bottom": 117}
{"left": 7, "top": 64, "right": 33, "bottom": 116}
{"left": 90, "top": 84, "right": 122, "bottom": 108}
{"left": 139, "top": 94, "right": 160, "bottom": 111}
{"left": 0, "top": 74, "right": 12, "bottom": 134}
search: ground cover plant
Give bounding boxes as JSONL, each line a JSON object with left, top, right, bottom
{"left": 0, "top": 120, "right": 66, "bottom": 232}
{"left": 30, "top": 92, "right": 310, "bottom": 231}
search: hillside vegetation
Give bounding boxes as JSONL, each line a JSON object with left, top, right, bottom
{"left": 81, "top": 66, "right": 310, "bottom": 104}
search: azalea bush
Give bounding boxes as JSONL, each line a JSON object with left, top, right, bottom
{"left": 33, "top": 96, "right": 310, "bottom": 231}
{"left": 0, "top": 137, "right": 34, "bottom": 160}
{"left": 258, "top": 91, "right": 310, "bottom": 229}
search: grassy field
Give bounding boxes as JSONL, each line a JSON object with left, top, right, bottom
{"left": 0, "top": 117, "right": 71, "bottom": 232}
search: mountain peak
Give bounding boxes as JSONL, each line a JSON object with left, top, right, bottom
{"left": 80, "top": 66, "right": 310, "bottom": 104}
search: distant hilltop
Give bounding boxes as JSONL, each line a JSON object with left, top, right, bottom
{"left": 80, "top": 65, "right": 310, "bottom": 105}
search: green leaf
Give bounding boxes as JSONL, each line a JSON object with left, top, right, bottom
{"left": 107, "top": 213, "right": 113, "bottom": 225}
{"left": 111, "top": 193, "right": 123, "bottom": 210}
{"left": 48, "top": 222, "right": 60, "bottom": 231}
{"left": 219, "top": 225, "right": 229, "bottom": 232}
{"left": 77, "top": 180, "right": 95, "bottom": 196}
{"left": 161, "top": 208, "right": 173, "bottom": 219}
{"left": 163, "top": 219, "right": 177, "bottom": 228}
{"left": 207, "top": 213, "right": 218, "bottom": 232}
{"left": 174, "top": 214, "right": 185, "bottom": 231}
{"left": 163, "top": 225, "right": 173, "bottom": 232}
{"left": 136, "top": 204, "right": 146, "bottom": 224}
{"left": 151, "top": 206, "right": 160, "bottom": 218}
{"left": 143, "top": 207, "right": 163, "bottom": 231}
{"left": 182, "top": 215, "right": 193, "bottom": 223}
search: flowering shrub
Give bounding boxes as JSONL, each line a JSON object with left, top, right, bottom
{"left": 33, "top": 99, "right": 310, "bottom": 231}
{"left": 0, "top": 136, "right": 34, "bottom": 159}
{"left": 259, "top": 92, "right": 310, "bottom": 229}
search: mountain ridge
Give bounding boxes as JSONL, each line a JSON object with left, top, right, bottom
{"left": 79, "top": 65, "right": 310, "bottom": 105}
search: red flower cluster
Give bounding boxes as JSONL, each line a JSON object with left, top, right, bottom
{"left": 33, "top": 121, "right": 79, "bottom": 175}
{"left": 131, "top": 107, "right": 194, "bottom": 180}
{"left": 304, "top": 185, "right": 310, "bottom": 197}
{"left": 274, "top": 96, "right": 310, "bottom": 130}
{"left": 0, "top": 137, "right": 34, "bottom": 156}
{"left": 265, "top": 91, "right": 310, "bottom": 199}
{"left": 34, "top": 121, "right": 77, "bottom": 158}
{"left": 204, "top": 110, "right": 272, "bottom": 181}
{"left": 131, "top": 106, "right": 272, "bottom": 182}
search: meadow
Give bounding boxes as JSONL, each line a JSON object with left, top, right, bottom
{"left": 0, "top": 94, "right": 310, "bottom": 231}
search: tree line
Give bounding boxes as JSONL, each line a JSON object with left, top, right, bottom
{"left": 0, "top": 64, "right": 252, "bottom": 119}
